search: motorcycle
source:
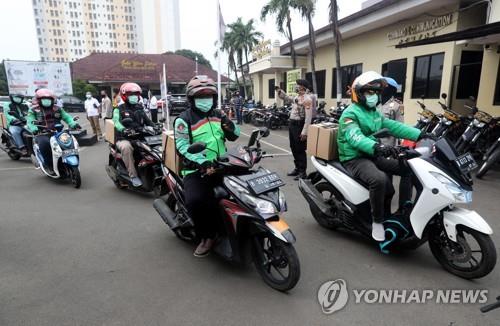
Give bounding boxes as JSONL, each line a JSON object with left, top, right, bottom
{"left": 415, "top": 98, "right": 439, "bottom": 133}
{"left": 455, "top": 105, "right": 497, "bottom": 156}
{"left": 32, "top": 123, "right": 82, "bottom": 188}
{"left": 0, "top": 120, "right": 32, "bottom": 160}
{"left": 105, "top": 119, "right": 167, "bottom": 196}
{"left": 299, "top": 128, "right": 496, "bottom": 279}
{"left": 153, "top": 128, "right": 301, "bottom": 291}
{"left": 476, "top": 128, "right": 500, "bottom": 179}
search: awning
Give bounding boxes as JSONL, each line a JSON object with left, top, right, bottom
{"left": 395, "top": 21, "right": 500, "bottom": 48}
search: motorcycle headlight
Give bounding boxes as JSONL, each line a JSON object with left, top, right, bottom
{"left": 430, "top": 172, "right": 472, "bottom": 203}
{"left": 58, "top": 133, "right": 73, "bottom": 147}
{"left": 241, "top": 193, "right": 278, "bottom": 216}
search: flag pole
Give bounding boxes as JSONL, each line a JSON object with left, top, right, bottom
{"left": 163, "top": 63, "right": 170, "bottom": 131}
{"left": 217, "top": 0, "right": 222, "bottom": 110}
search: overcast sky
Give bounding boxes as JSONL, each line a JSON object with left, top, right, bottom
{"left": 0, "top": 0, "right": 362, "bottom": 69}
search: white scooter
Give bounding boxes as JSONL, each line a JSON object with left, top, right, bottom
{"left": 299, "top": 129, "right": 496, "bottom": 279}
{"left": 32, "top": 123, "right": 82, "bottom": 188}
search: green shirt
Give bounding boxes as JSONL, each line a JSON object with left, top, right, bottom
{"left": 337, "top": 102, "right": 421, "bottom": 162}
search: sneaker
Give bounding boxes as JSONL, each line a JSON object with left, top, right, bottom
{"left": 287, "top": 169, "right": 299, "bottom": 176}
{"left": 131, "top": 177, "right": 143, "bottom": 187}
{"left": 372, "top": 222, "right": 386, "bottom": 242}
{"left": 193, "top": 238, "right": 215, "bottom": 258}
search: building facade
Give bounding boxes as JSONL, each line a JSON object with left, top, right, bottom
{"left": 250, "top": 0, "right": 498, "bottom": 124}
{"left": 136, "top": 0, "right": 181, "bottom": 53}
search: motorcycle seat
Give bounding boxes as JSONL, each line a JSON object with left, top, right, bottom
{"left": 328, "top": 160, "right": 370, "bottom": 188}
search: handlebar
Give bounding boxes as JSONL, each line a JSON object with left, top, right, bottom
{"left": 417, "top": 101, "right": 426, "bottom": 109}
{"left": 481, "top": 296, "right": 500, "bottom": 313}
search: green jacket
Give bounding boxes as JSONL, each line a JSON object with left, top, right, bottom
{"left": 26, "top": 106, "right": 77, "bottom": 133}
{"left": 3, "top": 102, "right": 29, "bottom": 128}
{"left": 174, "top": 109, "right": 240, "bottom": 176}
{"left": 337, "top": 102, "right": 421, "bottom": 162}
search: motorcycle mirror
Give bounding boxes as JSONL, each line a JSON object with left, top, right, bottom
{"left": 248, "top": 129, "right": 260, "bottom": 147}
{"left": 55, "top": 124, "right": 64, "bottom": 132}
{"left": 420, "top": 95, "right": 425, "bottom": 101}
{"left": 259, "top": 127, "right": 270, "bottom": 138}
{"left": 441, "top": 93, "right": 447, "bottom": 100}
{"left": 187, "top": 142, "right": 206, "bottom": 154}
{"left": 372, "top": 128, "right": 391, "bottom": 139}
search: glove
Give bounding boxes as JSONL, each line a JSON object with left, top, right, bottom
{"left": 11, "top": 119, "right": 22, "bottom": 126}
{"left": 373, "top": 143, "right": 398, "bottom": 158}
{"left": 73, "top": 123, "right": 82, "bottom": 130}
{"left": 418, "top": 132, "right": 437, "bottom": 141}
{"left": 200, "top": 161, "right": 215, "bottom": 169}
{"left": 123, "top": 128, "right": 134, "bottom": 137}
{"left": 221, "top": 115, "right": 235, "bottom": 133}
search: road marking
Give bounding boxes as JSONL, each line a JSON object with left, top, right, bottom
{"left": 240, "top": 131, "right": 291, "bottom": 154}
{"left": 0, "top": 166, "right": 34, "bottom": 172}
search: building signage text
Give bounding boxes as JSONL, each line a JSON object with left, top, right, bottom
{"left": 388, "top": 13, "right": 454, "bottom": 43}
{"left": 121, "top": 59, "right": 157, "bottom": 70}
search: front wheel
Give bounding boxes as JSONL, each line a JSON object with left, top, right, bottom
{"left": 429, "top": 226, "right": 496, "bottom": 279}
{"left": 8, "top": 151, "right": 21, "bottom": 161}
{"left": 476, "top": 148, "right": 500, "bottom": 179}
{"left": 69, "top": 166, "right": 81, "bottom": 188}
{"left": 252, "top": 235, "right": 300, "bottom": 292}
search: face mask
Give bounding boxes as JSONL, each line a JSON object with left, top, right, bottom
{"left": 40, "top": 98, "right": 53, "bottom": 108}
{"left": 365, "top": 94, "right": 379, "bottom": 108}
{"left": 12, "top": 96, "right": 22, "bottom": 104}
{"left": 128, "top": 95, "right": 139, "bottom": 105}
{"left": 194, "top": 98, "right": 213, "bottom": 112}
{"left": 86, "top": 95, "right": 91, "bottom": 99}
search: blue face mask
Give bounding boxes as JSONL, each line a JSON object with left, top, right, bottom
{"left": 195, "top": 98, "right": 213, "bottom": 112}
{"left": 12, "top": 96, "right": 23, "bottom": 104}
{"left": 365, "top": 94, "right": 379, "bottom": 108}
{"left": 40, "top": 98, "right": 53, "bottom": 108}
{"left": 128, "top": 95, "right": 139, "bottom": 105}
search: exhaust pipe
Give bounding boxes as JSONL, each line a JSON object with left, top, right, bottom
{"left": 153, "top": 198, "right": 178, "bottom": 229}
{"left": 298, "top": 179, "right": 335, "bottom": 218}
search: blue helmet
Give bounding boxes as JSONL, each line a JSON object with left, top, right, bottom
{"left": 384, "top": 77, "right": 399, "bottom": 89}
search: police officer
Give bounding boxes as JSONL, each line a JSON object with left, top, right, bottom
{"left": 277, "top": 79, "right": 314, "bottom": 180}
{"left": 380, "top": 77, "right": 403, "bottom": 146}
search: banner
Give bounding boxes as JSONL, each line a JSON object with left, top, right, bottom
{"left": 4, "top": 60, "right": 73, "bottom": 96}
{"left": 286, "top": 68, "right": 302, "bottom": 96}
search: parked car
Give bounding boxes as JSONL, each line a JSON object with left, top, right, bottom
{"left": 60, "top": 95, "right": 85, "bottom": 112}
{"left": 168, "top": 94, "right": 189, "bottom": 115}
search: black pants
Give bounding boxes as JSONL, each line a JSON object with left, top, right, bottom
{"left": 35, "top": 135, "right": 53, "bottom": 168}
{"left": 343, "top": 157, "right": 413, "bottom": 223}
{"left": 183, "top": 172, "right": 220, "bottom": 239}
{"left": 289, "top": 119, "right": 307, "bottom": 172}
{"left": 150, "top": 109, "right": 158, "bottom": 123}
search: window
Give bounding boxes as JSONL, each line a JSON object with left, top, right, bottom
{"left": 331, "top": 63, "right": 362, "bottom": 98}
{"left": 305, "top": 70, "right": 326, "bottom": 98}
{"left": 493, "top": 59, "right": 500, "bottom": 105}
{"left": 268, "top": 79, "right": 275, "bottom": 99}
{"left": 456, "top": 51, "right": 483, "bottom": 100}
{"left": 411, "top": 52, "right": 444, "bottom": 99}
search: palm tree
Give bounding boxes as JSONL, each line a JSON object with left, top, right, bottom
{"left": 261, "top": 0, "right": 297, "bottom": 68}
{"left": 295, "top": 0, "right": 318, "bottom": 95}
{"left": 329, "top": 0, "right": 342, "bottom": 104}
{"left": 217, "top": 33, "right": 240, "bottom": 90}
{"left": 227, "top": 18, "right": 250, "bottom": 97}
{"left": 241, "top": 19, "right": 263, "bottom": 97}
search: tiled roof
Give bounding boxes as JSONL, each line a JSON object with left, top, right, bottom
{"left": 71, "top": 52, "right": 230, "bottom": 83}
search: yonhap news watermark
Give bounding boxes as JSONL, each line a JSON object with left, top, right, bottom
{"left": 318, "top": 279, "right": 489, "bottom": 314}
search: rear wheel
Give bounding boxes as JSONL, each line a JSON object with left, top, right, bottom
{"left": 69, "top": 166, "right": 81, "bottom": 189}
{"left": 476, "top": 148, "right": 500, "bottom": 179}
{"left": 8, "top": 151, "right": 21, "bottom": 161}
{"left": 252, "top": 234, "right": 300, "bottom": 292}
{"left": 429, "top": 225, "right": 496, "bottom": 279}
{"left": 311, "top": 182, "right": 340, "bottom": 230}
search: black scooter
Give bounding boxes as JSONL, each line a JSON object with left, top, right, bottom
{"left": 153, "top": 128, "right": 300, "bottom": 292}
{"left": 0, "top": 120, "right": 32, "bottom": 160}
{"left": 105, "top": 119, "right": 167, "bottom": 196}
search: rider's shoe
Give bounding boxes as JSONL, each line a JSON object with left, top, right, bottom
{"left": 193, "top": 238, "right": 215, "bottom": 258}
{"left": 372, "top": 222, "right": 386, "bottom": 241}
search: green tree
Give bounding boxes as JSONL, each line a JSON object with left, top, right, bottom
{"left": 72, "top": 80, "right": 97, "bottom": 100}
{"left": 227, "top": 18, "right": 249, "bottom": 96}
{"left": 0, "top": 63, "right": 9, "bottom": 95}
{"left": 330, "top": 0, "right": 342, "bottom": 103}
{"left": 295, "top": 0, "right": 318, "bottom": 95}
{"left": 261, "top": 0, "right": 298, "bottom": 68}
{"left": 174, "top": 49, "right": 212, "bottom": 69}
{"left": 218, "top": 34, "right": 240, "bottom": 89}
{"left": 241, "top": 19, "right": 263, "bottom": 97}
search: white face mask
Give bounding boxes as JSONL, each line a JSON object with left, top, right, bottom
{"left": 86, "top": 95, "right": 91, "bottom": 99}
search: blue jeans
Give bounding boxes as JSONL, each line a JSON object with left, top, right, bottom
{"left": 9, "top": 125, "right": 26, "bottom": 149}
{"left": 235, "top": 107, "right": 243, "bottom": 124}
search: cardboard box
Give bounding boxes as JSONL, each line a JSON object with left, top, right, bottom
{"left": 105, "top": 119, "right": 116, "bottom": 144}
{"left": 0, "top": 112, "right": 6, "bottom": 129}
{"left": 162, "top": 130, "right": 183, "bottom": 175}
{"left": 307, "top": 123, "right": 339, "bottom": 160}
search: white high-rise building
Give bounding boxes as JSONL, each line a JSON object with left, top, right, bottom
{"left": 32, "top": 0, "right": 140, "bottom": 62}
{"left": 137, "top": 0, "right": 181, "bottom": 53}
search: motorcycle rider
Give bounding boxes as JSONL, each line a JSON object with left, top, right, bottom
{"left": 112, "top": 82, "right": 157, "bottom": 188}
{"left": 3, "top": 93, "right": 30, "bottom": 155}
{"left": 337, "top": 71, "right": 431, "bottom": 241}
{"left": 26, "top": 88, "right": 80, "bottom": 170}
{"left": 174, "top": 75, "right": 240, "bottom": 257}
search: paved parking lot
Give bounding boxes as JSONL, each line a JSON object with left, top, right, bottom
{"left": 1, "top": 118, "right": 500, "bottom": 325}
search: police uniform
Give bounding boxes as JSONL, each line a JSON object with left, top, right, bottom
{"left": 381, "top": 97, "right": 403, "bottom": 146}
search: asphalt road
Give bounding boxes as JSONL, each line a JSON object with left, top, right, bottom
{"left": 1, "top": 116, "right": 500, "bottom": 325}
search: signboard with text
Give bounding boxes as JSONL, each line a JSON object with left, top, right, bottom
{"left": 286, "top": 69, "right": 302, "bottom": 96}
{"left": 4, "top": 60, "right": 73, "bottom": 96}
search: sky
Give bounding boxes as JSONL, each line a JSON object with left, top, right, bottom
{"left": 0, "top": 0, "right": 362, "bottom": 70}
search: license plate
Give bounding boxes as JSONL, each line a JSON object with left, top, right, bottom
{"left": 62, "top": 149, "right": 78, "bottom": 157}
{"left": 454, "top": 152, "right": 478, "bottom": 173}
{"left": 145, "top": 135, "right": 162, "bottom": 145}
{"left": 247, "top": 172, "right": 285, "bottom": 195}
